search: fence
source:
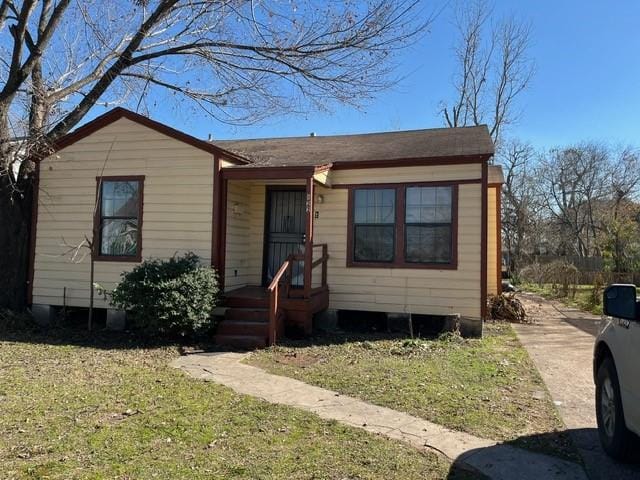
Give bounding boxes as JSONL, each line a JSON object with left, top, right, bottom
{"left": 575, "top": 271, "right": 640, "bottom": 286}
{"left": 531, "top": 255, "right": 604, "bottom": 272}
{"left": 517, "top": 255, "right": 640, "bottom": 286}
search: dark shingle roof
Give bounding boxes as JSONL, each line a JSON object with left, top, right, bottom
{"left": 215, "top": 125, "right": 494, "bottom": 168}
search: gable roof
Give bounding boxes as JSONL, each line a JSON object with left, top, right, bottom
{"left": 49, "top": 108, "right": 494, "bottom": 169}
{"left": 216, "top": 125, "right": 494, "bottom": 168}
{"left": 51, "top": 107, "right": 248, "bottom": 164}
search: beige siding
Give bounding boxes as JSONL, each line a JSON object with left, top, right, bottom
{"left": 331, "top": 163, "right": 482, "bottom": 185}
{"left": 487, "top": 186, "right": 499, "bottom": 295}
{"left": 224, "top": 181, "right": 252, "bottom": 290}
{"left": 223, "top": 181, "right": 265, "bottom": 291}
{"left": 314, "top": 164, "right": 484, "bottom": 319}
{"left": 32, "top": 117, "right": 215, "bottom": 308}
{"left": 248, "top": 185, "right": 266, "bottom": 285}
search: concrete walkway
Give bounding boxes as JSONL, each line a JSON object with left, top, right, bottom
{"left": 172, "top": 351, "right": 587, "bottom": 480}
{"left": 514, "top": 293, "right": 640, "bottom": 480}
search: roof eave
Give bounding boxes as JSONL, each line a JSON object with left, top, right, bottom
{"left": 330, "top": 153, "right": 493, "bottom": 170}
{"left": 221, "top": 164, "right": 317, "bottom": 180}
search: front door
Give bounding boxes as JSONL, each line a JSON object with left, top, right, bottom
{"left": 263, "top": 188, "right": 306, "bottom": 287}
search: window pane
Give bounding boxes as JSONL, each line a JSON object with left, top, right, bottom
{"left": 406, "top": 206, "right": 420, "bottom": 223}
{"left": 406, "top": 186, "right": 452, "bottom": 223}
{"left": 102, "top": 181, "right": 139, "bottom": 217}
{"left": 354, "top": 225, "right": 395, "bottom": 262}
{"left": 100, "top": 219, "right": 138, "bottom": 256}
{"left": 354, "top": 189, "right": 395, "bottom": 224}
{"left": 435, "top": 205, "right": 451, "bottom": 222}
{"left": 436, "top": 186, "right": 452, "bottom": 205}
{"left": 405, "top": 225, "right": 451, "bottom": 263}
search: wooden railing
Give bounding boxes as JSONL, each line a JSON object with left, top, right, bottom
{"left": 267, "top": 244, "right": 329, "bottom": 345}
{"left": 310, "top": 243, "right": 329, "bottom": 293}
{"left": 267, "top": 255, "right": 293, "bottom": 346}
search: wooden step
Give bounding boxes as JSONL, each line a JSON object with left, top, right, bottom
{"left": 225, "top": 308, "right": 269, "bottom": 322}
{"left": 225, "top": 296, "right": 269, "bottom": 309}
{"left": 217, "top": 320, "right": 269, "bottom": 337}
{"left": 214, "top": 334, "right": 267, "bottom": 350}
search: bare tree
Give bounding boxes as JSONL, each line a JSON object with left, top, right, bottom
{"left": 498, "top": 139, "right": 537, "bottom": 274}
{"left": 0, "top": 0, "right": 430, "bottom": 309}
{"left": 440, "top": 0, "right": 533, "bottom": 145}
{"left": 597, "top": 147, "right": 640, "bottom": 271}
{"left": 535, "top": 143, "right": 610, "bottom": 258}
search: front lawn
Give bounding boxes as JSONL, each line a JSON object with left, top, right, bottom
{"left": 247, "top": 322, "right": 577, "bottom": 461}
{"left": 0, "top": 329, "right": 478, "bottom": 479}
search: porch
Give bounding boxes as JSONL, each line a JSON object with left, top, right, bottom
{"left": 212, "top": 166, "right": 331, "bottom": 348}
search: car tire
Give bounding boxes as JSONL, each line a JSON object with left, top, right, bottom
{"left": 596, "top": 356, "right": 636, "bottom": 461}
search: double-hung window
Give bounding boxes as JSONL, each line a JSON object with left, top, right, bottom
{"left": 95, "top": 176, "right": 144, "bottom": 261}
{"left": 353, "top": 188, "right": 396, "bottom": 262}
{"left": 405, "top": 186, "right": 453, "bottom": 264}
{"left": 348, "top": 184, "right": 457, "bottom": 268}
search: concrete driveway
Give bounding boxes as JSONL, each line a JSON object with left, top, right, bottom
{"left": 514, "top": 293, "right": 640, "bottom": 480}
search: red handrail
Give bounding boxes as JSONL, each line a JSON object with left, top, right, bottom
{"left": 311, "top": 243, "right": 329, "bottom": 289}
{"left": 266, "top": 245, "right": 329, "bottom": 345}
{"left": 267, "top": 256, "right": 293, "bottom": 345}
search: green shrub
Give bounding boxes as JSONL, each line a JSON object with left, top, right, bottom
{"left": 0, "top": 309, "right": 35, "bottom": 332}
{"left": 110, "top": 253, "right": 219, "bottom": 337}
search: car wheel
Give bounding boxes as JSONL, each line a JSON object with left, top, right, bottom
{"left": 596, "top": 357, "right": 635, "bottom": 461}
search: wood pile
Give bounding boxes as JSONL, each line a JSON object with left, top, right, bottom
{"left": 487, "top": 293, "right": 528, "bottom": 323}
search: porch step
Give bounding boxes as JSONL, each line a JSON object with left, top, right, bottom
{"left": 214, "top": 334, "right": 267, "bottom": 350}
{"left": 225, "top": 308, "right": 269, "bottom": 322}
{"left": 217, "top": 320, "right": 269, "bottom": 337}
{"left": 224, "top": 285, "right": 270, "bottom": 309}
{"left": 225, "top": 296, "right": 269, "bottom": 309}
{"left": 215, "top": 302, "right": 270, "bottom": 349}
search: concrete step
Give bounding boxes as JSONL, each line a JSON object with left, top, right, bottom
{"left": 217, "top": 320, "right": 269, "bottom": 337}
{"left": 214, "top": 334, "right": 267, "bottom": 350}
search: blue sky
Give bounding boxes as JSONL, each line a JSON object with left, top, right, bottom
{"left": 112, "top": 1, "right": 640, "bottom": 149}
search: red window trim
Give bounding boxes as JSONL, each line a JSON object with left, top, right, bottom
{"left": 93, "top": 175, "right": 145, "bottom": 262}
{"left": 346, "top": 181, "right": 460, "bottom": 270}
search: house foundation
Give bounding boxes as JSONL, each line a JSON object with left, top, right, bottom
{"left": 458, "top": 316, "right": 483, "bottom": 338}
{"left": 314, "top": 308, "right": 338, "bottom": 332}
{"left": 31, "top": 304, "right": 55, "bottom": 326}
{"left": 106, "top": 309, "right": 127, "bottom": 331}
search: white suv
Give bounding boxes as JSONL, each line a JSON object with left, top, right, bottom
{"left": 594, "top": 284, "right": 640, "bottom": 460}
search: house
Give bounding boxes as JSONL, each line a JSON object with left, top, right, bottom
{"left": 28, "top": 108, "right": 503, "bottom": 347}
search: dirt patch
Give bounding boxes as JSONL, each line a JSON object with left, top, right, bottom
{"left": 272, "top": 351, "right": 324, "bottom": 368}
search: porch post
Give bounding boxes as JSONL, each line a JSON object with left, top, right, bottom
{"left": 214, "top": 174, "right": 228, "bottom": 292}
{"left": 211, "top": 155, "right": 221, "bottom": 269}
{"left": 304, "top": 176, "right": 314, "bottom": 298}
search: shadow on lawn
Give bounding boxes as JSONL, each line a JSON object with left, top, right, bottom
{"left": 0, "top": 323, "right": 225, "bottom": 352}
{"left": 447, "top": 428, "right": 640, "bottom": 480}
{"left": 277, "top": 331, "right": 437, "bottom": 348}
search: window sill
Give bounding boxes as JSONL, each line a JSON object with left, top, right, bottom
{"left": 346, "top": 260, "right": 457, "bottom": 270}
{"left": 93, "top": 254, "right": 142, "bottom": 263}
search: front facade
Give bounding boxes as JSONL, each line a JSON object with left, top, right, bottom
{"left": 29, "top": 108, "right": 502, "bottom": 344}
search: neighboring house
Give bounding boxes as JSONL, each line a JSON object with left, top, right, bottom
{"left": 28, "top": 108, "right": 503, "bottom": 347}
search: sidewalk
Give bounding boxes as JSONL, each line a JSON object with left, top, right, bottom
{"left": 514, "top": 293, "right": 640, "bottom": 480}
{"left": 172, "top": 350, "right": 586, "bottom": 480}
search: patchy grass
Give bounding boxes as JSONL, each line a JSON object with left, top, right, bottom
{"left": 522, "top": 283, "right": 603, "bottom": 315}
{"left": 0, "top": 328, "right": 480, "bottom": 479}
{"left": 247, "top": 323, "right": 578, "bottom": 462}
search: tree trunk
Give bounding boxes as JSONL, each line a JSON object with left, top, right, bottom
{"left": 0, "top": 175, "right": 32, "bottom": 310}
